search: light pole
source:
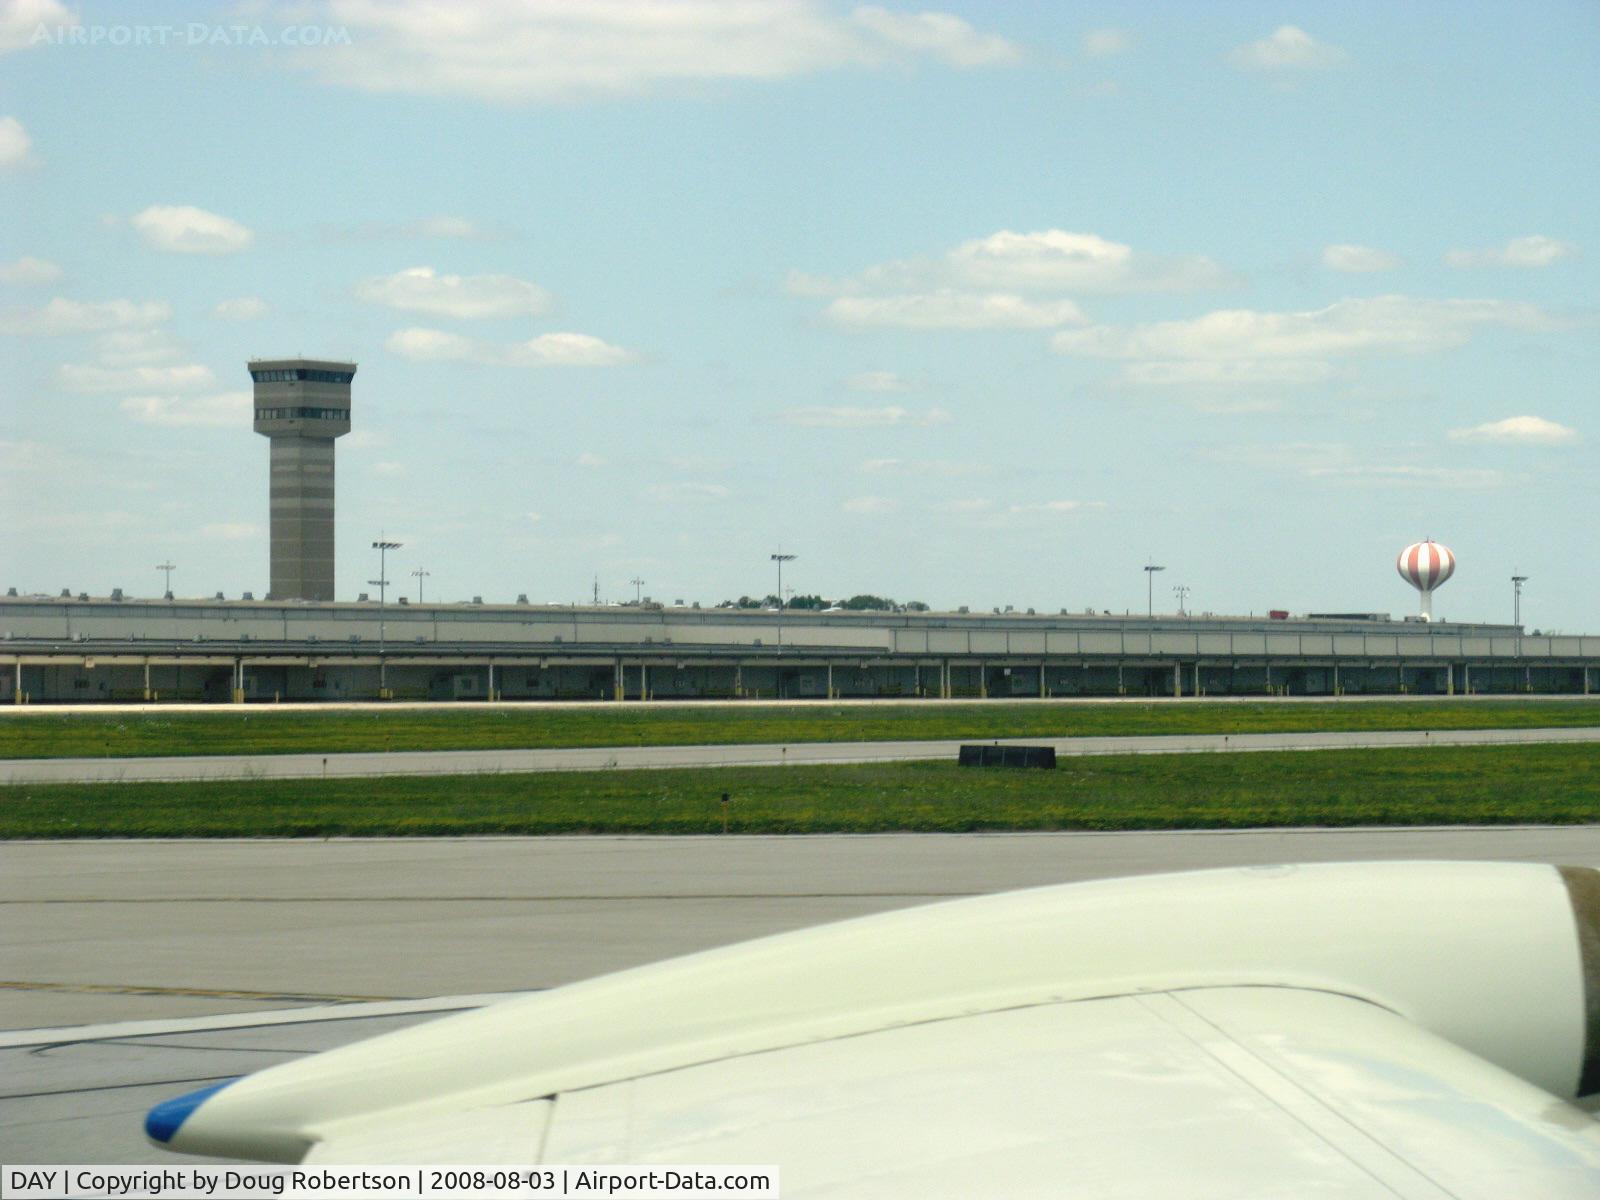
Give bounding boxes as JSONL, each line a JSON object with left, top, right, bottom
{"left": 631, "top": 576, "right": 645, "bottom": 604}
{"left": 1173, "top": 584, "right": 1190, "bottom": 616}
{"left": 1512, "top": 574, "right": 1528, "bottom": 627}
{"left": 770, "top": 552, "right": 796, "bottom": 609}
{"left": 1144, "top": 562, "right": 1165, "bottom": 618}
{"left": 411, "top": 566, "right": 430, "bottom": 604}
{"left": 371, "top": 538, "right": 401, "bottom": 694}
{"left": 156, "top": 560, "right": 176, "bottom": 599}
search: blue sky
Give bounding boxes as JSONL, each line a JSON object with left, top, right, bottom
{"left": 2, "top": 1, "right": 1596, "bottom": 629}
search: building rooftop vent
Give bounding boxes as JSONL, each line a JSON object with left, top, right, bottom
{"left": 358, "top": 592, "right": 370, "bottom": 602}
{"left": 110, "top": 588, "right": 123, "bottom": 601}
{"left": 397, "top": 596, "right": 408, "bottom": 605}
{"left": 472, "top": 595, "right": 483, "bottom": 605}
{"left": 517, "top": 593, "right": 529, "bottom": 604}
{"left": 5, "top": 587, "right": 15, "bottom": 597}
{"left": 60, "top": 588, "right": 71, "bottom": 598}
{"left": 215, "top": 592, "right": 225, "bottom": 600}
{"left": 242, "top": 591, "right": 254, "bottom": 601}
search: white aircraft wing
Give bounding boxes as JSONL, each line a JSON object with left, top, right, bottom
{"left": 147, "top": 862, "right": 1600, "bottom": 1196}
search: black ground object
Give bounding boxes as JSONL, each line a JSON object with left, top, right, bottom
{"left": 958, "top": 744, "right": 1057, "bottom": 769}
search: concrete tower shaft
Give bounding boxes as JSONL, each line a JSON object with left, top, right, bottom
{"left": 250, "top": 358, "right": 356, "bottom": 602}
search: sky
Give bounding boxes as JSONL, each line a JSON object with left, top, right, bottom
{"left": 2, "top": 0, "right": 1596, "bottom": 630}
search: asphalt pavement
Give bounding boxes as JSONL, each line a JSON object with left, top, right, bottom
{"left": 9, "top": 825, "right": 1600, "bottom": 1165}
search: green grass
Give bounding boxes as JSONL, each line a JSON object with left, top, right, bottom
{"left": 5, "top": 744, "right": 1596, "bottom": 838}
{"left": 3, "top": 699, "right": 1599, "bottom": 760}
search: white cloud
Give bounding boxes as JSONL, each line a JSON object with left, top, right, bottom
{"left": 851, "top": 6, "right": 1019, "bottom": 67}
{"left": 798, "top": 230, "right": 1227, "bottom": 326}
{"left": 525, "top": 511, "right": 542, "bottom": 522}
{"left": 371, "top": 461, "right": 406, "bottom": 477}
{"left": 356, "top": 266, "right": 551, "bottom": 319}
{"left": 386, "top": 326, "right": 635, "bottom": 367}
{"left": 1322, "top": 244, "right": 1399, "bottom": 273}
{"left": 120, "top": 391, "right": 250, "bottom": 428}
{"left": 200, "top": 522, "right": 261, "bottom": 541}
{"left": 0, "top": 255, "right": 62, "bottom": 285}
{"left": 93, "top": 329, "right": 184, "bottom": 366}
{"left": 0, "top": 297, "right": 171, "bottom": 335}
{"left": 0, "top": 115, "right": 33, "bottom": 167}
{"left": 213, "top": 296, "right": 270, "bottom": 321}
{"left": 576, "top": 452, "right": 607, "bottom": 468}
{"left": 1082, "top": 28, "right": 1130, "bottom": 57}
{"left": 131, "top": 205, "right": 254, "bottom": 254}
{"left": 935, "top": 497, "right": 994, "bottom": 513}
{"left": 781, "top": 404, "right": 950, "bottom": 428}
{"left": 949, "top": 230, "right": 1135, "bottom": 290}
{"left": 18, "top": 508, "right": 139, "bottom": 535}
{"left": 307, "top": 215, "right": 506, "bottom": 243}
{"left": 645, "top": 481, "right": 730, "bottom": 502}
{"left": 842, "top": 495, "right": 898, "bottom": 513}
{"left": 1006, "top": 500, "right": 1105, "bottom": 514}
{"left": 385, "top": 327, "right": 475, "bottom": 360}
{"left": 784, "top": 270, "right": 847, "bottom": 297}
{"left": 1053, "top": 296, "right": 1550, "bottom": 362}
{"left": 1230, "top": 26, "right": 1347, "bottom": 71}
{"left": 1206, "top": 443, "right": 1504, "bottom": 490}
{"left": 846, "top": 369, "right": 910, "bottom": 392}
{"left": 1449, "top": 415, "right": 1577, "bottom": 445}
{"left": 1307, "top": 464, "right": 1503, "bottom": 489}
{"left": 1, "top": 0, "right": 76, "bottom": 52}
{"left": 411, "top": 215, "right": 485, "bottom": 239}
{"left": 518, "top": 332, "right": 634, "bottom": 366}
{"left": 1202, "top": 443, "right": 1348, "bottom": 474}
{"left": 1445, "top": 235, "right": 1578, "bottom": 268}
{"left": 59, "top": 362, "right": 216, "bottom": 393}
{"left": 276, "top": 0, "right": 1019, "bottom": 104}
{"left": 827, "top": 290, "right": 1084, "bottom": 329}
{"left": 1120, "top": 360, "right": 1335, "bottom": 386}
{"left": 862, "top": 456, "right": 986, "bottom": 476}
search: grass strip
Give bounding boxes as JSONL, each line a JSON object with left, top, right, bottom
{"left": 3, "top": 700, "right": 1599, "bottom": 761}
{"left": 4, "top": 744, "right": 1596, "bottom": 838}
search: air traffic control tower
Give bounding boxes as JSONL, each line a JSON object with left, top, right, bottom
{"left": 250, "top": 358, "right": 355, "bottom": 601}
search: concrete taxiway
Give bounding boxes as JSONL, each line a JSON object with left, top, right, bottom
{"left": 7, "top": 828, "right": 1600, "bottom": 1164}
{"left": 5, "top": 724, "right": 1599, "bottom": 784}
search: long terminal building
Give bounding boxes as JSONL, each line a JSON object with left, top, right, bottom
{"left": 6, "top": 356, "right": 1593, "bottom": 706}
{"left": 2, "top": 595, "right": 1597, "bottom": 704}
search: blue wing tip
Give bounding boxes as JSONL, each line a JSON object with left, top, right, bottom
{"left": 145, "top": 1079, "right": 238, "bottom": 1144}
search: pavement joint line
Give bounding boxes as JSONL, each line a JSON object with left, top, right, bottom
{"left": 0, "top": 892, "right": 973, "bottom": 904}
{"left": 0, "top": 992, "right": 528, "bottom": 1048}
{"left": 3, "top": 1074, "right": 248, "bottom": 1102}
{"left": 0, "top": 981, "right": 395, "bottom": 1001}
